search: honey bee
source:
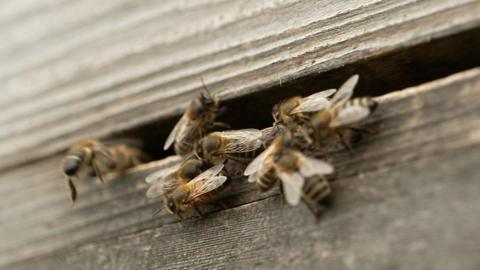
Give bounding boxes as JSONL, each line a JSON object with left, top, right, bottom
{"left": 307, "top": 75, "right": 378, "bottom": 150}
{"left": 244, "top": 132, "right": 334, "bottom": 214}
{"left": 272, "top": 88, "right": 337, "bottom": 128}
{"left": 194, "top": 129, "right": 264, "bottom": 165}
{"left": 163, "top": 83, "right": 228, "bottom": 156}
{"left": 146, "top": 163, "right": 227, "bottom": 219}
{"left": 62, "top": 139, "right": 149, "bottom": 204}
{"left": 145, "top": 157, "right": 205, "bottom": 198}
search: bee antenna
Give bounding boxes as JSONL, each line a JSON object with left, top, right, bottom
{"left": 200, "top": 78, "right": 211, "bottom": 95}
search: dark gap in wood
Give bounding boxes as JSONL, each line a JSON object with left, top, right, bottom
{"left": 114, "top": 27, "right": 480, "bottom": 160}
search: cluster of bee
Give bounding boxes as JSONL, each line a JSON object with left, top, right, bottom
{"left": 61, "top": 75, "right": 378, "bottom": 219}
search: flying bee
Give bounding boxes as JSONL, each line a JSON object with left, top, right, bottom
{"left": 61, "top": 139, "right": 149, "bottom": 204}
{"left": 244, "top": 132, "right": 334, "bottom": 216}
{"left": 194, "top": 129, "right": 264, "bottom": 165}
{"left": 306, "top": 75, "right": 378, "bottom": 150}
{"left": 163, "top": 82, "right": 228, "bottom": 156}
{"left": 146, "top": 163, "right": 227, "bottom": 219}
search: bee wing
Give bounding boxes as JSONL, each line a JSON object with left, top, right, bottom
{"left": 197, "top": 163, "right": 225, "bottom": 179}
{"left": 260, "top": 126, "right": 277, "bottom": 144}
{"left": 187, "top": 176, "right": 228, "bottom": 201}
{"left": 91, "top": 142, "right": 115, "bottom": 160}
{"left": 164, "top": 114, "right": 189, "bottom": 150}
{"left": 185, "top": 164, "right": 227, "bottom": 200}
{"left": 277, "top": 171, "right": 305, "bottom": 206}
{"left": 329, "top": 104, "right": 371, "bottom": 128}
{"left": 331, "top": 74, "right": 359, "bottom": 106}
{"left": 295, "top": 152, "right": 334, "bottom": 177}
{"left": 290, "top": 89, "right": 336, "bottom": 114}
{"left": 217, "top": 129, "right": 263, "bottom": 153}
{"left": 103, "top": 138, "right": 144, "bottom": 149}
{"left": 248, "top": 172, "right": 259, "bottom": 183}
{"left": 146, "top": 174, "right": 181, "bottom": 199}
{"left": 244, "top": 141, "right": 277, "bottom": 177}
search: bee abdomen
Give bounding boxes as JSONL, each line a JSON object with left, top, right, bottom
{"left": 256, "top": 170, "right": 277, "bottom": 192}
{"left": 227, "top": 149, "right": 263, "bottom": 163}
{"left": 303, "top": 178, "right": 331, "bottom": 204}
{"left": 341, "top": 97, "right": 378, "bottom": 112}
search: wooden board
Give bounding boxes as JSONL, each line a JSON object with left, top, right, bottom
{"left": 2, "top": 68, "right": 480, "bottom": 269}
{"left": 1, "top": 0, "right": 480, "bottom": 170}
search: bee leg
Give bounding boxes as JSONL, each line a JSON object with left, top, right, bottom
{"left": 278, "top": 183, "right": 286, "bottom": 204}
{"left": 335, "top": 131, "right": 353, "bottom": 151}
{"left": 349, "top": 126, "right": 380, "bottom": 135}
{"left": 66, "top": 177, "right": 77, "bottom": 206}
{"left": 298, "top": 126, "right": 313, "bottom": 145}
{"left": 92, "top": 160, "right": 105, "bottom": 184}
{"left": 193, "top": 204, "right": 204, "bottom": 219}
{"left": 177, "top": 212, "right": 185, "bottom": 221}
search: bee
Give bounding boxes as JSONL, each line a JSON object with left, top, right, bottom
{"left": 194, "top": 129, "right": 264, "bottom": 165}
{"left": 145, "top": 157, "right": 206, "bottom": 198}
{"left": 272, "top": 88, "right": 337, "bottom": 129}
{"left": 163, "top": 83, "right": 228, "bottom": 156}
{"left": 61, "top": 139, "right": 149, "bottom": 204}
{"left": 146, "top": 163, "right": 227, "bottom": 219}
{"left": 307, "top": 75, "right": 378, "bottom": 150}
{"left": 244, "top": 132, "right": 334, "bottom": 216}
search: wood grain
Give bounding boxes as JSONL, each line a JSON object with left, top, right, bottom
{"left": 1, "top": 0, "right": 480, "bottom": 170}
{"left": 2, "top": 68, "right": 480, "bottom": 269}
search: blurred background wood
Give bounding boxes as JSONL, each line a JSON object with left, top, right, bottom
{"left": 0, "top": 0, "right": 479, "bottom": 269}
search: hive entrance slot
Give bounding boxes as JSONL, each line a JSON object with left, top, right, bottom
{"left": 112, "top": 27, "right": 480, "bottom": 161}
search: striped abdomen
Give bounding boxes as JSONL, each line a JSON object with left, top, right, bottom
{"left": 256, "top": 168, "right": 277, "bottom": 192}
{"left": 226, "top": 148, "right": 264, "bottom": 164}
{"left": 302, "top": 177, "right": 331, "bottom": 205}
{"left": 334, "top": 97, "right": 378, "bottom": 116}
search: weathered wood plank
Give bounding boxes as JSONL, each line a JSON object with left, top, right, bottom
{"left": 1, "top": 0, "right": 480, "bottom": 170}
{"left": 13, "top": 146, "right": 480, "bottom": 270}
{"left": 1, "top": 68, "right": 480, "bottom": 268}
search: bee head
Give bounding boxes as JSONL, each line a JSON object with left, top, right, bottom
{"left": 190, "top": 90, "right": 218, "bottom": 117}
{"left": 203, "top": 135, "right": 219, "bottom": 154}
{"left": 181, "top": 159, "right": 202, "bottom": 180}
{"left": 63, "top": 159, "right": 80, "bottom": 176}
{"left": 165, "top": 196, "right": 178, "bottom": 214}
{"left": 171, "top": 187, "right": 189, "bottom": 212}
{"left": 190, "top": 97, "right": 207, "bottom": 118}
{"left": 62, "top": 150, "right": 86, "bottom": 176}
{"left": 200, "top": 91, "right": 215, "bottom": 106}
